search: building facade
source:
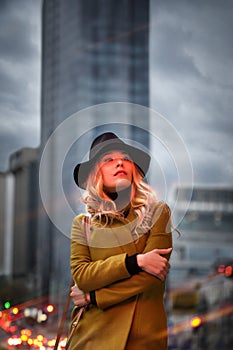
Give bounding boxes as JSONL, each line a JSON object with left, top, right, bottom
{"left": 170, "top": 186, "right": 233, "bottom": 288}
{"left": 41, "top": 0, "right": 149, "bottom": 144}
{"left": 0, "top": 172, "right": 14, "bottom": 278}
{"left": 9, "top": 148, "right": 38, "bottom": 282}
{"left": 0, "top": 148, "right": 39, "bottom": 311}
{"left": 39, "top": 0, "right": 150, "bottom": 302}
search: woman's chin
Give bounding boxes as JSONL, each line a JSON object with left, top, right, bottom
{"left": 115, "top": 179, "right": 132, "bottom": 192}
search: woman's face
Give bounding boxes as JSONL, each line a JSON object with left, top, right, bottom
{"left": 99, "top": 151, "right": 133, "bottom": 192}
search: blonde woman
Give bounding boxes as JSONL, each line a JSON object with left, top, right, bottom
{"left": 69, "top": 132, "right": 172, "bottom": 350}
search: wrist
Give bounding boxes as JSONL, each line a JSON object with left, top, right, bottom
{"left": 84, "top": 293, "right": 90, "bottom": 304}
{"left": 90, "top": 291, "right": 97, "bottom": 306}
{"left": 125, "top": 254, "right": 142, "bottom": 275}
{"left": 136, "top": 254, "right": 144, "bottom": 268}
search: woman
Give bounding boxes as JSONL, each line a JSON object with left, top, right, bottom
{"left": 69, "top": 132, "right": 172, "bottom": 350}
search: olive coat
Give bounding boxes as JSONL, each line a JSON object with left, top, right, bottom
{"left": 69, "top": 201, "right": 172, "bottom": 350}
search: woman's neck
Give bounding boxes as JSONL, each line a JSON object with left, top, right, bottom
{"left": 104, "top": 186, "right": 132, "bottom": 212}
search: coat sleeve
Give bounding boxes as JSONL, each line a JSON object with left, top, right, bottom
{"left": 70, "top": 215, "right": 131, "bottom": 292}
{"left": 95, "top": 202, "right": 173, "bottom": 310}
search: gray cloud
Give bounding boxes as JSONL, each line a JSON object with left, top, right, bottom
{"left": 0, "top": 0, "right": 41, "bottom": 171}
{"left": 150, "top": 0, "right": 233, "bottom": 186}
{"left": 0, "top": 8, "right": 39, "bottom": 62}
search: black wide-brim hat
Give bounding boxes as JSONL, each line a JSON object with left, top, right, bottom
{"left": 73, "top": 132, "right": 151, "bottom": 189}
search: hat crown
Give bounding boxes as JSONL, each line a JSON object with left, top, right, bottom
{"left": 73, "top": 131, "right": 150, "bottom": 189}
{"left": 89, "top": 132, "right": 123, "bottom": 159}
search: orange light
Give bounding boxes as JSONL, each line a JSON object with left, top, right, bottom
{"left": 48, "top": 339, "right": 56, "bottom": 347}
{"left": 190, "top": 316, "right": 202, "bottom": 328}
{"left": 12, "top": 307, "right": 19, "bottom": 315}
{"left": 21, "top": 329, "right": 32, "bottom": 336}
{"left": 46, "top": 304, "right": 54, "bottom": 313}
{"left": 21, "top": 334, "right": 28, "bottom": 342}
{"left": 225, "top": 265, "right": 233, "bottom": 277}
{"left": 37, "top": 334, "right": 44, "bottom": 342}
{"left": 27, "top": 338, "right": 33, "bottom": 346}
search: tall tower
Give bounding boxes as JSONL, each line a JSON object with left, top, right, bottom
{"left": 41, "top": 0, "right": 149, "bottom": 144}
{"left": 39, "top": 0, "right": 150, "bottom": 302}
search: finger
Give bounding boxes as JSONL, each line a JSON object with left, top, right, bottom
{"left": 164, "top": 261, "right": 170, "bottom": 270}
{"left": 157, "top": 273, "right": 164, "bottom": 281}
{"left": 156, "top": 248, "right": 172, "bottom": 254}
{"left": 70, "top": 291, "right": 77, "bottom": 297}
{"left": 159, "top": 270, "right": 168, "bottom": 281}
{"left": 159, "top": 257, "right": 170, "bottom": 267}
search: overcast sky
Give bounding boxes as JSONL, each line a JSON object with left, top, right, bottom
{"left": 0, "top": 0, "right": 41, "bottom": 171}
{"left": 0, "top": 0, "right": 232, "bottom": 187}
{"left": 150, "top": 0, "right": 233, "bottom": 186}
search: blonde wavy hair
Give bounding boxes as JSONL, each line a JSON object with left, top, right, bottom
{"left": 82, "top": 157, "right": 157, "bottom": 233}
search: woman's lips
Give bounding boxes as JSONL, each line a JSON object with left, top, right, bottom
{"left": 114, "top": 170, "right": 127, "bottom": 176}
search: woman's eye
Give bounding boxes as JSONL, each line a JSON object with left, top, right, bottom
{"left": 103, "top": 157, "right": 113, "bottom": 163}
{"left": 123, "top": 156, "right": 131, "bottom": 161}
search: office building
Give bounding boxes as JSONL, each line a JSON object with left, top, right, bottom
{"left": 9, "top": 148, "right": 38, "bottom": 282}
{"left": 170, "top": 186, "right": 233, "bottom": 288}
{"left": 0, "top": 172, "right": 14, "bottom": 278}
{"left": 39, "top": 0, "right": 150, "bottom": 301}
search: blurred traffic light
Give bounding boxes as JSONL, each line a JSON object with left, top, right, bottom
{"left": 218, "top": 264, "right": 233, "bottom": 278}
{"left": 36, "top": 304, "right": 55, "bottom": 323}
{"left": 225, "top": 265, "right": 233, "bottom": 278}
{"left": 4, "top": 301, "right": 11, "bottom": 309}
{"left": 46, "top": 304, "right": 54, "bottom": 313}
{"left": 190, "top": 316, "right": 202, "bottom": 333}
{"left": 12, "top": 307, "right": 19, "bottom": 315}
{"left": 23, "top": 304, "right": 55, "bottom": 325}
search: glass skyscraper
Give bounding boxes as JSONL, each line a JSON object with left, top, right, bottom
{"left": 41, "top": 0, "right": 149, "bottom": 144}
{"left": 38, "top": 0, "right": 150, "bottom": 303}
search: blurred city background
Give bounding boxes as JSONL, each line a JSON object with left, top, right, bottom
{"left": 0, "top": 1, "right": 232, "bottom": 349}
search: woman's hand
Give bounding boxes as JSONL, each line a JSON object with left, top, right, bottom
{"left": 70, "top": 285, "right": 90, "bottom": 307}
{"left": 137, "top": 248, "right": 172, "bottom": 281}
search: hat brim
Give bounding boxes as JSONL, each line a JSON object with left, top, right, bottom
{"left": 74, "top": 142, "right": 150, "bottom": 189}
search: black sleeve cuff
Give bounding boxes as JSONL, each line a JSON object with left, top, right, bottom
{"left": 90, "top": 291, "right": 97, "bottom": 306}
{"left": 125, "top": 254, "right": 142, "bottom": 275}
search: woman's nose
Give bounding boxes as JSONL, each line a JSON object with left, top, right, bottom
{"left": 116, "top": 158, "right": 123, "bottom": 167}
